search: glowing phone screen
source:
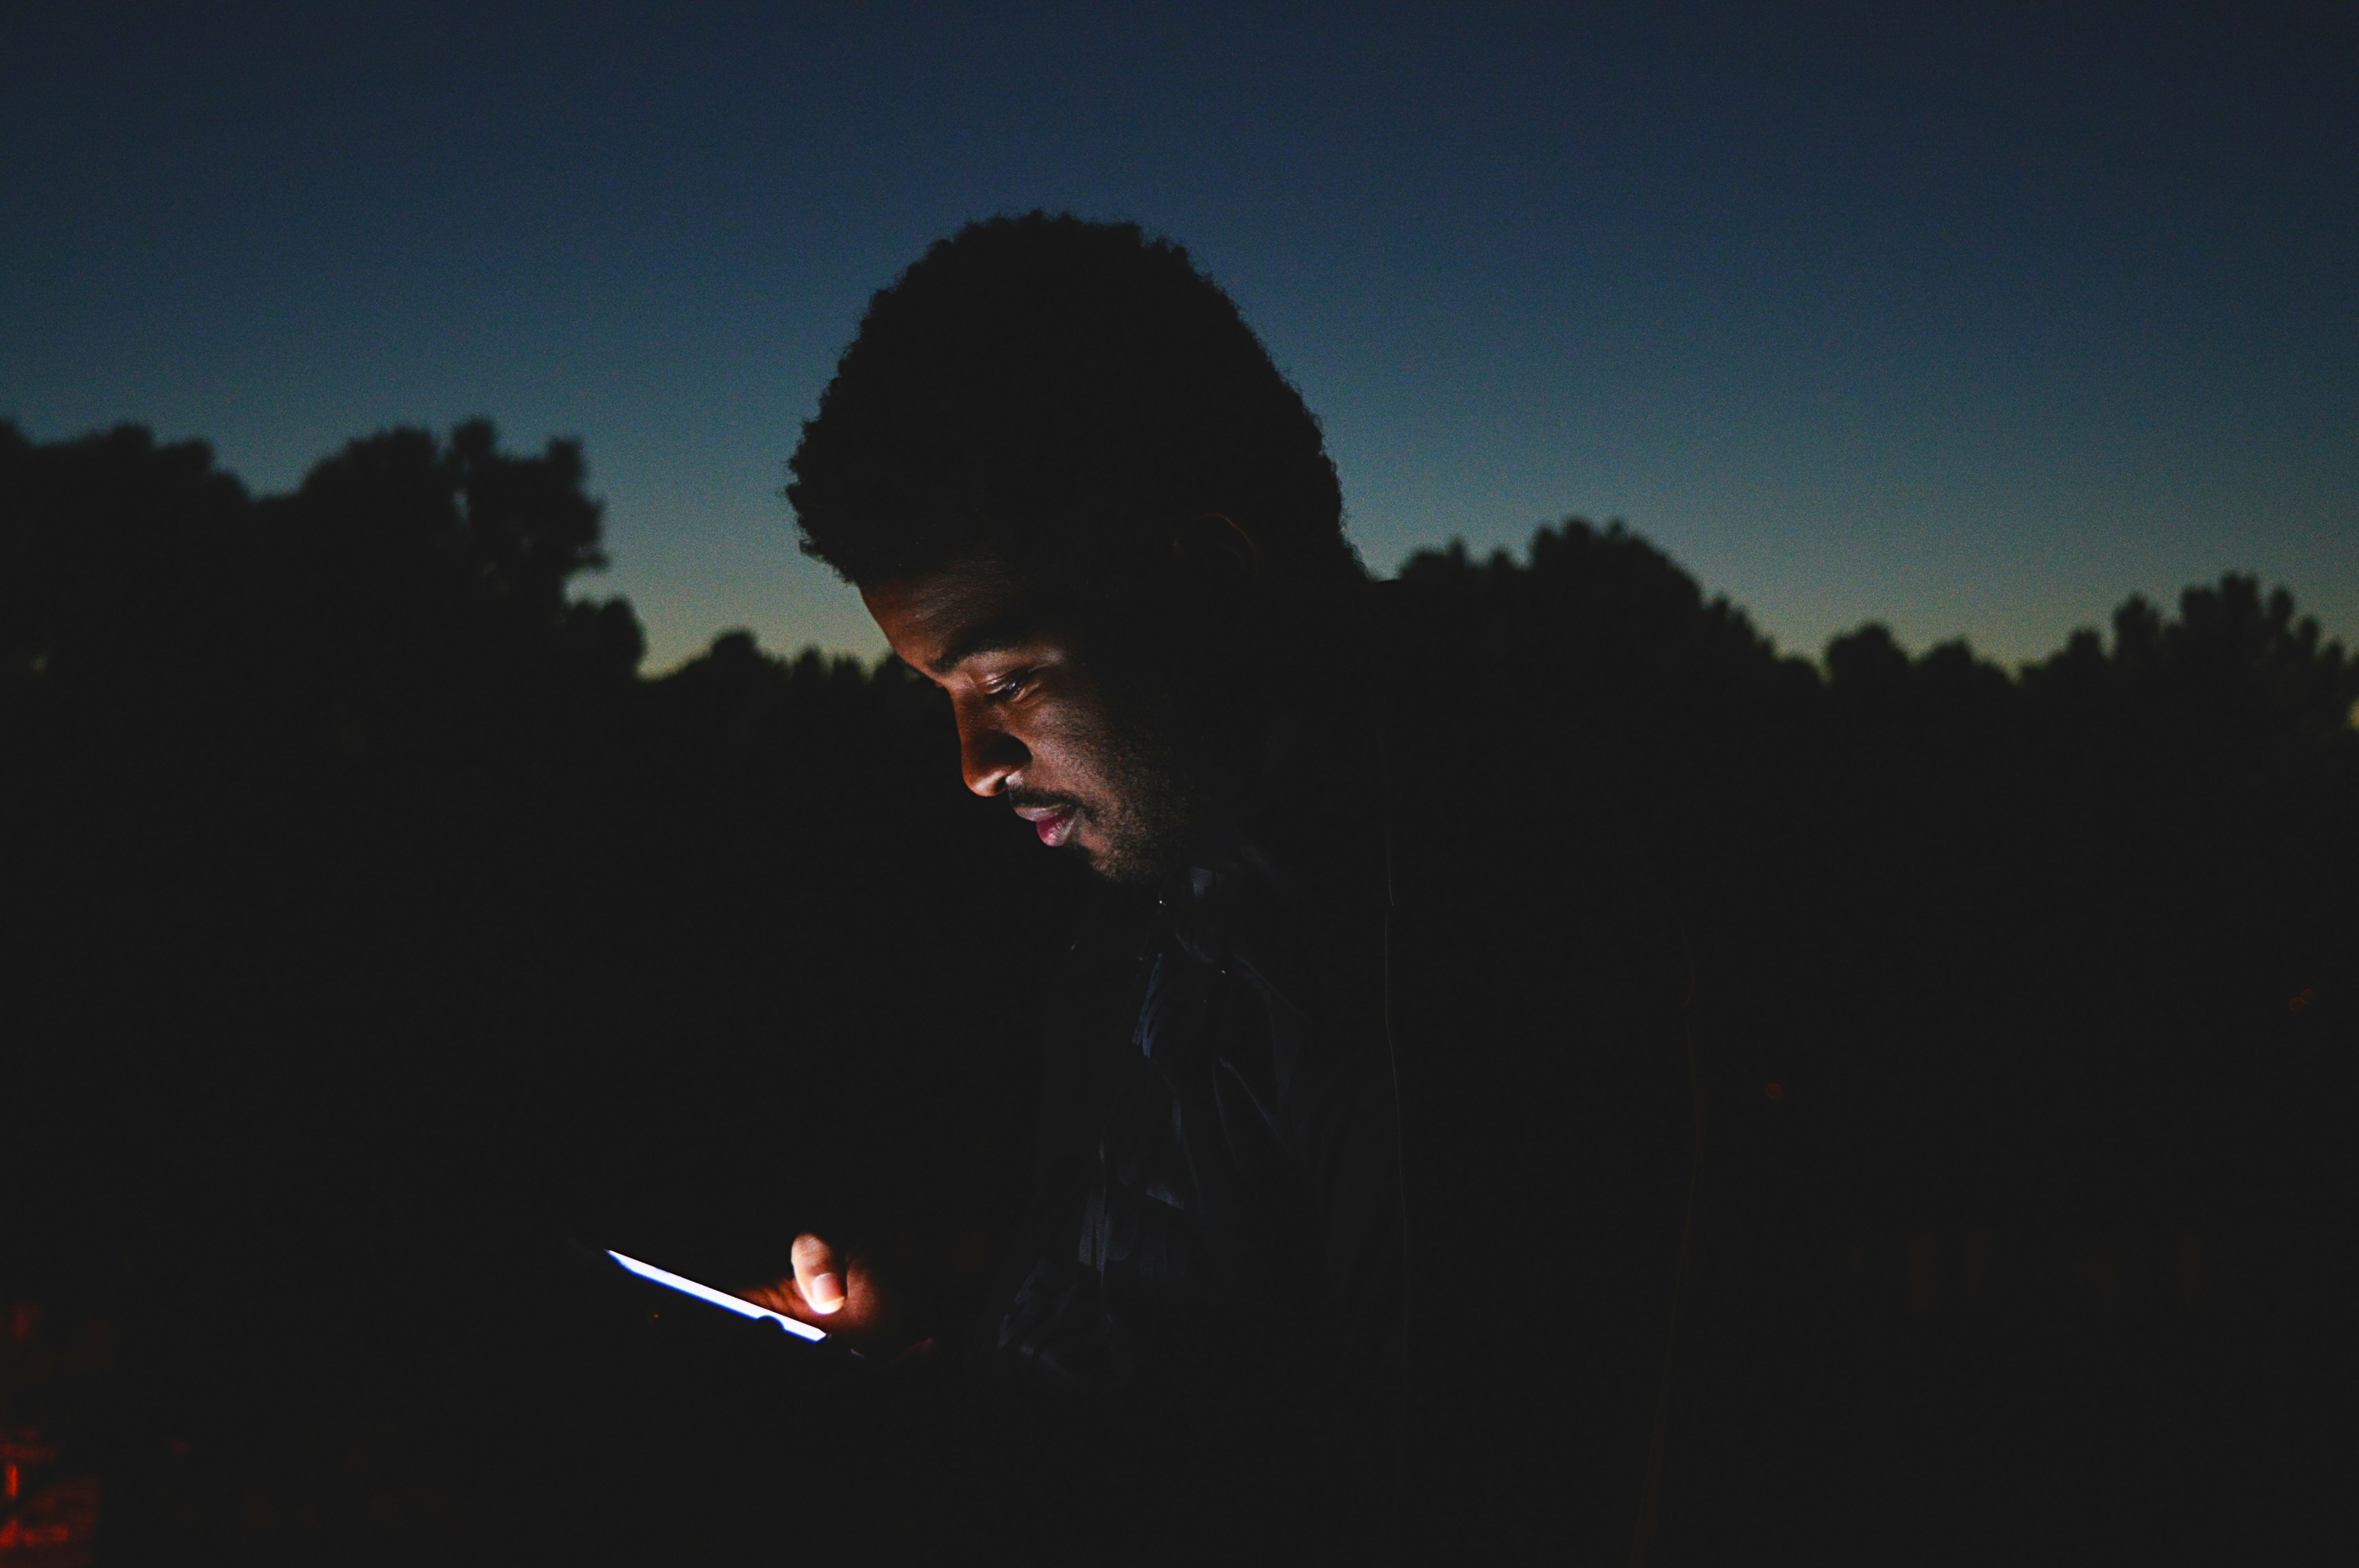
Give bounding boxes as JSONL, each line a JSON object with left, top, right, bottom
{"left": 607, "top": 1249, "right": 829, "bottom": 1343}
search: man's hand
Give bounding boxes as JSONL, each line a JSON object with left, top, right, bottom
{"left": 739, "top": 1233, "right": 934, "bottom": 1363}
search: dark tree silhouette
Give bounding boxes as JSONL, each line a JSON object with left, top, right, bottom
{"left": 1, "top": 429, "right": 2348, "bottom": 1563}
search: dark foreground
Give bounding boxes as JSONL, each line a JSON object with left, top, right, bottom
{"left": 4, "top": 421, "right": 2350, "bottom": 1562}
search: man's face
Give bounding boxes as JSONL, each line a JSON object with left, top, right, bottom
{"left": 863, "top": 554, "right": 1215, "bottom": 886}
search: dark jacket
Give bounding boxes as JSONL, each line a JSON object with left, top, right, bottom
{"left": 961, "top": 583, "right": 1696, "bottom": 1561}
{"left": 972, "top": 666, "right": 1408, "bottom": 1557}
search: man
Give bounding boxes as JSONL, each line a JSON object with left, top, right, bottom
{"left": 724, "top": 213, "right": 1698, "bottom": 1563}
{"left": 741, "top": 213, "right": 1413, "bottom": 1559}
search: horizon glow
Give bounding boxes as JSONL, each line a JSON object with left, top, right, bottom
{"left": 4, "top": 5, "right": 2350, "bottom": 674}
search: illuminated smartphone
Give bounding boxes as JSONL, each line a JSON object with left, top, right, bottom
{"left": 607, "top": 1249, "right": 829, "bottom": 1343}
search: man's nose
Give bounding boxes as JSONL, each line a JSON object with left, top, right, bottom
{"left": 956, "top": 709, "right": 1029, "bottom": 796}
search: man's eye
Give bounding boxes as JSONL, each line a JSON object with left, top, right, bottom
{"left": 983, "top": 671, "right": 1033, "bottom": 704}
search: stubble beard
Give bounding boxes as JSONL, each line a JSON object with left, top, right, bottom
{"left": 1068, "top": 702, "right": 1220, "bottom": 887}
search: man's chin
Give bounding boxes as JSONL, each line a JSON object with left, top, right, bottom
{"left": 1071, "top": 840, "right": 1144, "bottom": 887}
{"left": 1070, "top": 828, "right": 1189, "bottom": 889}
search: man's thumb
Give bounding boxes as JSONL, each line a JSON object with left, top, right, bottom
{"left": 792, "top": 1232, "right": 847, "bottom": 1316}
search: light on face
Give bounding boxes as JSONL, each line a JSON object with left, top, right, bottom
{"left": 607, "top": 1250, "right": 828, "bottom": 1342}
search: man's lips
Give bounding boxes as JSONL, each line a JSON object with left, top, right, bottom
{"left": 1013, "top": 803, "right": 1079, "bottom": 847}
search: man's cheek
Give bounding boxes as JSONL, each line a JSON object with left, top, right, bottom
{"left": 1029, "top": 723, "right": 1100, "bottom": 793}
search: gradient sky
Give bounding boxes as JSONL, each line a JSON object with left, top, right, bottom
{"left": 6, "top": 2, "right": 2353, "bottom": 672}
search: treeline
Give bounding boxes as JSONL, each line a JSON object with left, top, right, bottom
{"left": 1375, "top": 508, "right": 2353, "bottom": 1561}
{"left": 0, "top": 419, "right": 1082, "bottom": 1561}
{"left": 1384, "top": 519, "right": 2355, "bottom": 1221}
{"left": 3, "top": 419, "right": 2351, "bottom": 1561}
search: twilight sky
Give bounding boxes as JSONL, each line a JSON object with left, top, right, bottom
{"left": 5, "top": 2, "right": 2353, "bottom": 672}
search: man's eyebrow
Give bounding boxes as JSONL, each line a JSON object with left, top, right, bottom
{"left": 927, "top": 617, "right": 1038, "bottom": 676}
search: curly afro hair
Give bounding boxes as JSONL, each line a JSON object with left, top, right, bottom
{"left": 787, "top": 212, "right": 1359, "bottom": 596}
